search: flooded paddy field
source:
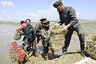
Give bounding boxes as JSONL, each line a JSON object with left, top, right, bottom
{"left": 0, "top": 22, "right": 96, "bottom": 64}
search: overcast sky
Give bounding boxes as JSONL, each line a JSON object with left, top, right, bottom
{"left": 0, "top": 0, "right": 96, "bottom": 22}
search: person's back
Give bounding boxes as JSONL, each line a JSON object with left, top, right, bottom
{"left": 34, "top": 22, "right": 43, "bottom": 33}
{"left": 34, "top": 17, "right": 47, "bottom": 43}
{"left": 18, "top": 21, "right": 26, "bottom": 32}
{"left": 34, "top": 17, "right": 47, "bottom": 33}
{"left": 18, "top": 21, "right": 26, "bottom": 46}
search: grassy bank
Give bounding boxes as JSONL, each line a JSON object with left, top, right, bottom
{"left": 0, "top": 21, "right": 96, "bottom": 35}
{"left": 0, "top": 21, "right": 55, "bottom": 27}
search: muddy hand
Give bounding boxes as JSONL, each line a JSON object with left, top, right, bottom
{"left": 63, "top": 26, "right": 68, "bottom": 32}
{"left": 54, "top": 23, "right": 60, "bottom": 28}
{"left": 17, "top": 33, "right": 20, "bottom": 35}
{"left": 16, "top": 29, "right": 19, "bottom": 31}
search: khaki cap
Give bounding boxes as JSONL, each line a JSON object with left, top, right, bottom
{"left": 39, "top": 17, "right": 47, "bottom": 21}
{"left": 43, "top": 20, "right": 50, "bottom": 24}
{"left": 53, "top": 0, "right": 62, "bottom": 8}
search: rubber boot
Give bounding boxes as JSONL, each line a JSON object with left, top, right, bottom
{"left": 35, "top": 53, "right": 38, "bottom": 59}
{"left": 44, "top": 53, "right": 48, "bottom": 61}
{"left": 51, "top": 48, "right": 55, "bottom": 59}
{"left": 80, "top": 43, "right": 86, "bottom": 57}
{"left": 33, "top": 50, "right": 38, "bottom": 59}
{"left": 62, "top": 47, "right": 67, "bottom": 56}
{"left": 48, "top": 46, "right": 52, "bottom": 60}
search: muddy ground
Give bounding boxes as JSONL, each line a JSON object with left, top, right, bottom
{"left": 13, "top": 49, "right": 85, "bottom": 64}
{"left": 34, "top": 50, "right": 86, "bottom": 64}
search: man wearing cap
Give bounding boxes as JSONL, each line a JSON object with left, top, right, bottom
{"left": 41, "top": 20, "right": 54, "bottom": 60}
{"left": 34, "top": 17, "right": 47, "bottom": 43}
{"left": 53, "top": 0, "right": 86, "bottom": 56}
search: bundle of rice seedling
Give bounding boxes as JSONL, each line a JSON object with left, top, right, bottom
{"left": 50, "top": 26, "right": 68, "bottom": 52}
{"left": 86, "top": 34, "right": 96, "bottom": 59}
{"left": 13, "top": 29, "right": 23, "bottom": 40}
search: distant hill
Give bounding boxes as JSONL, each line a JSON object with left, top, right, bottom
{"left": 79, "top": 19, "right": 96, "bottom": 23}
{"left": 50, "top": 19, "right": 96, "bottom": 23}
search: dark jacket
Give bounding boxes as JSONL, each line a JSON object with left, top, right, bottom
{"left": 34, "top": 23, "right": 43, "bottom": 33}
{"left": 20, "top": 24, "right": 35, "bottom": 41}
{"left": 59, "top": 6, "right": 79, "bottom": 26}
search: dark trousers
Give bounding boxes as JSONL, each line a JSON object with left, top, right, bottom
{"left": 64, "top": 23, "right": 85, "bottom": 48}
{"left": 29, "top": 40, "right": 37, "bottom": 51}
{"left": 24, "top": 38, "right": 37, "bottom": 53}
{"left": 43, "top": 43, "right": 50, "bottom": 54}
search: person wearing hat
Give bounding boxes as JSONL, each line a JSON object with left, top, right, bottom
{"left": 17, "top": 21, "right": 26, "bottom": 32}
{"left": 34, "top": 17, "right": 47, "bottom": 43}
{"left": 19, "top": 19, "right": 38, "bottom": 58}
{"left": 41, "top": 20, "right": 54, "bottom": 60}
{"left": 53, "top": 0, "right": 86, "bottom": 56}
{"left": 17, "top": 21, "right": 27, "bottom": 48}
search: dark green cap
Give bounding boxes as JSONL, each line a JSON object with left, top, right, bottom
{"left": 43, "top": 20, "right": 50, "bottom": 24}
{"left": 53, "top": 0, "right": 62, "bottom": 8}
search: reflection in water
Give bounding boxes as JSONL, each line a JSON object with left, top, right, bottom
{"left": 0, "top": 25, "right": 23, "bottom": 64}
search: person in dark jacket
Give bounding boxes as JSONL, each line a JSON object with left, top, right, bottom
{"left": 19, "top": 19, "right": 38, "bottom": 58}
{"left": 53, "top": 0, "right": 86, "bottom": 56}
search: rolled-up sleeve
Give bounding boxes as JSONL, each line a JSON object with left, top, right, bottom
{"left": 69, "top": 7, "right": 78, "bottom": 26}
